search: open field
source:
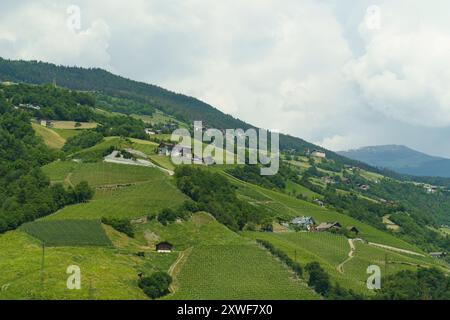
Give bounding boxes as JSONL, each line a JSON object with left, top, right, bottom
{"left": 45, "top": 179, "right": 188, "bottom": 220}
{"left": 69, "top": 136, "right": 124, "bottom": 159}
{"left": 242, "top": 231, "right": 440, "bottom": 295}
{"left": 0, "top": 230, "right": 161, "bottom": 300}
{"left": 236, "top": 177, "right": 422, "bottom": 252}
{"left": 166, "top": 244, "right": 320, "bottom": 300}
{"left": 136, "top": 212, "right": 243, "bottom": 251}
{"left": 148, "top": 155, "right": 176, "bottom": 171}
{"left": 42, "top": 161, "right": 167, "bottom": 188}
{"left": 21, "top": 220, "right": 112, "bottom": 247}
{"left": 32, "top": 123, "right": 65, "bottom": 149}
{"left": 285, "top": 180, "right": 323, "bottom": 200}
{"left": 51, "top": 128, "right": 83, "bottom": 140}
{"left": 50, "top": 121, "right": 97, "bottom": 129}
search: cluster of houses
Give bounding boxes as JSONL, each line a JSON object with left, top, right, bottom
{"left": 17, "top": 103, "right": 41, "bottom": 111}
{"left": 429, "top": 251, "right": 447, "bottom": 258}
{"left": 283, "top": 216, "right": 359, "bottom": 235}
{"left": 157, "top": 142, "right": 215, "bottom": 166}
{"left": 145, "top": 122, "right": 179, "bottom": 135}
{"left": 424, "top": 185, "right": 438, "bottom": 194}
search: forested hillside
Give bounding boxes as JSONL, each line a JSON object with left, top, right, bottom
{"left": 0, "top": 57, "right": 394, "bottom": 175}
{"left": 0, "top": 91, "right": 93, "bottom": 233}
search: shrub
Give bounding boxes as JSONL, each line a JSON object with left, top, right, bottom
{"left": 101, "top": 217, "right": 134, "bottom": 237}
{"left": 157, "top": 208, "right": 179, "bottom": 226}
{"left": 305, "top": 262, "right": 331, "bottom": 295}
{"left": 138, "top": 272, "right": 172, "bottom": 299}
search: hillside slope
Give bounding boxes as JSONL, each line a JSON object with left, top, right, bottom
{"left": 339, "top": 145, "right": 450, "bottom": 177}
{"left": 0, "top": 57, "right": 386, "bottom": 172}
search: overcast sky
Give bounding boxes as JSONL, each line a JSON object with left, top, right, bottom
{"left": 1, "top": 0, "right": 450, "bottom": 157}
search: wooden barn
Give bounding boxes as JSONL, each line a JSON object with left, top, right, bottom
{"left": 156, "top": 241, "right": 173, "bottom": 253}
{"left": 316, "top": 222, "right": 342, "bottom": 232}
{"left": 347, "top": 226, "right": 360, "bottom": 235}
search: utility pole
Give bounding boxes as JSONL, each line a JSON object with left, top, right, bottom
{"left": 88, "top": 278, "right": 94, "bottom": 300}
{"left": 40, "top": 242, "right": 45, "bottom": 288}
{"left": 384, "top": 253, "right": 388, "bottom": 276}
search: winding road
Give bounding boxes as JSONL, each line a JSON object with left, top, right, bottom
{"left": 337, "top": 239, "right": 355, "bottom": 274}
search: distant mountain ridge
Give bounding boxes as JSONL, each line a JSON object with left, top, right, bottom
{"left": 338, "top": 145, "right": 450, "bottom": 178}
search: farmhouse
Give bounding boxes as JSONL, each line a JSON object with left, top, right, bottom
{"left": 145, "top": 128, "right": 156, "bottom": 135}
{"left": 314, "top": 199, "right": 325, "bottom": 207}
{"left": 19, "top": 103, "right": 41, "bottom": 110}
{"left": 347, "top": 226, "right": 360, "bottom": 235}
{"left": 316, "top": 221, "right": 342, "bottom": 232}
{"left": 291, "top": 216, "right": 315, "bottom": 230}
{"left": 311, "top": 150, "right": 326, "bottom": 158}
{"left": 358, "top": 184, "right": 370, "bottom": 191}
{"left": 172, "top": 145, "right": 192, "bottom": 157}
{"left": 40, "top": 119, "right": 53, "bottom": 127}
{"left": 156, "top": 241, "right": 173, "bottom": 253}
{"left": 157, "top": 142, "right": 175, "bottom": 156}
{"left": 429, "top": 252, "right": 447, "bottom": 258}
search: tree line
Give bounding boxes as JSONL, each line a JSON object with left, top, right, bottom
{"left": 0, "top": 91, "right": 94, "bottom": 233}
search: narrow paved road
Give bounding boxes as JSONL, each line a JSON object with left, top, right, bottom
{"left": 368, "top": 242, "right": 425, "bottom": 257}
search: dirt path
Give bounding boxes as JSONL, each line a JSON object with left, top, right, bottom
{"left": 368, "top": 242, "right": 425, "bottom": 257}
{"left": 168, "top": 247, "right": 192, "bottom": 293}
{"left": 337, "top": 239, "right": 355, "bottom": 274}
{"left": 64, "top": 172, "right": 74, "bottom": 187}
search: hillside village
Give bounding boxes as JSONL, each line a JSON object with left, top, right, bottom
{"left": 1, "top": 69, "right": 449, "bottom": 300}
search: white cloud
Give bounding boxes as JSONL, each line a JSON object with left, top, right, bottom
{"left": 2, "top": 0, "right": 450, "bottom": 156}
{"left": 0, "top": 1, "right": 111, "bottom": 69}
{"left": 348, "top": 0, "right": 450, "bottom": 127}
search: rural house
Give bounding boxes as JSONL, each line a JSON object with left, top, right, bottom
{"left": 40, "top": 119, "right": 53, "bottom": 127}
{"left": 347, "top": 226, "right": 359, "bottom": 235}
{"left": 145, "top": 128, "right": 156, "bottom": 135}
{"left": 172, "top": 145, "right": 192, "bottom": 158}
{"left": 311, "top": 150, "right": 326, "bottom": 158}
{"left": 290, "top": 216, "right": 315, "bottom": 230}
{"left": 316, "top": 222, "right": 342, "bottom": 232}
{"left": 314, "top": 199, "right": 325, "bottom": 207}
{"left": 358, "top": 184, "right": 370, "bottom": 191}
{"left": 429, "top": 252, "right": 447, "bottom": 258}
{"left": 157, "top": 142, "right": 175, "bottom": 156}
{"left": 156, "top": 242, "right": 173, "bottom": 253}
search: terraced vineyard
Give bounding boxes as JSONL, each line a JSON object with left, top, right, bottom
{"left": 242, "top": 231, "right": 440, "bottom": 294}
{"left": 45, "top": 179, "right": 187, "bottom": 220}
{"left": 21, "top": 220, "right": 112, "bottom": 247}
{"left": 229, "top": 174, "right": 422, "bottom": 252}
{"left": 167, "top": 244, "right": 320, "bottom": 300}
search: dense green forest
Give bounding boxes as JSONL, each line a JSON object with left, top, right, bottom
{"left": 0, "top": 92, "right": 93, "bottom": 233}
{"left": 175, "top": 166, "right": 270, "bottom": 231}
{"left": 376, "top": 267, "right": 450, "bottom": 300}
{"left": 1, "top": 83, "right": 95, "bottom": 121}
